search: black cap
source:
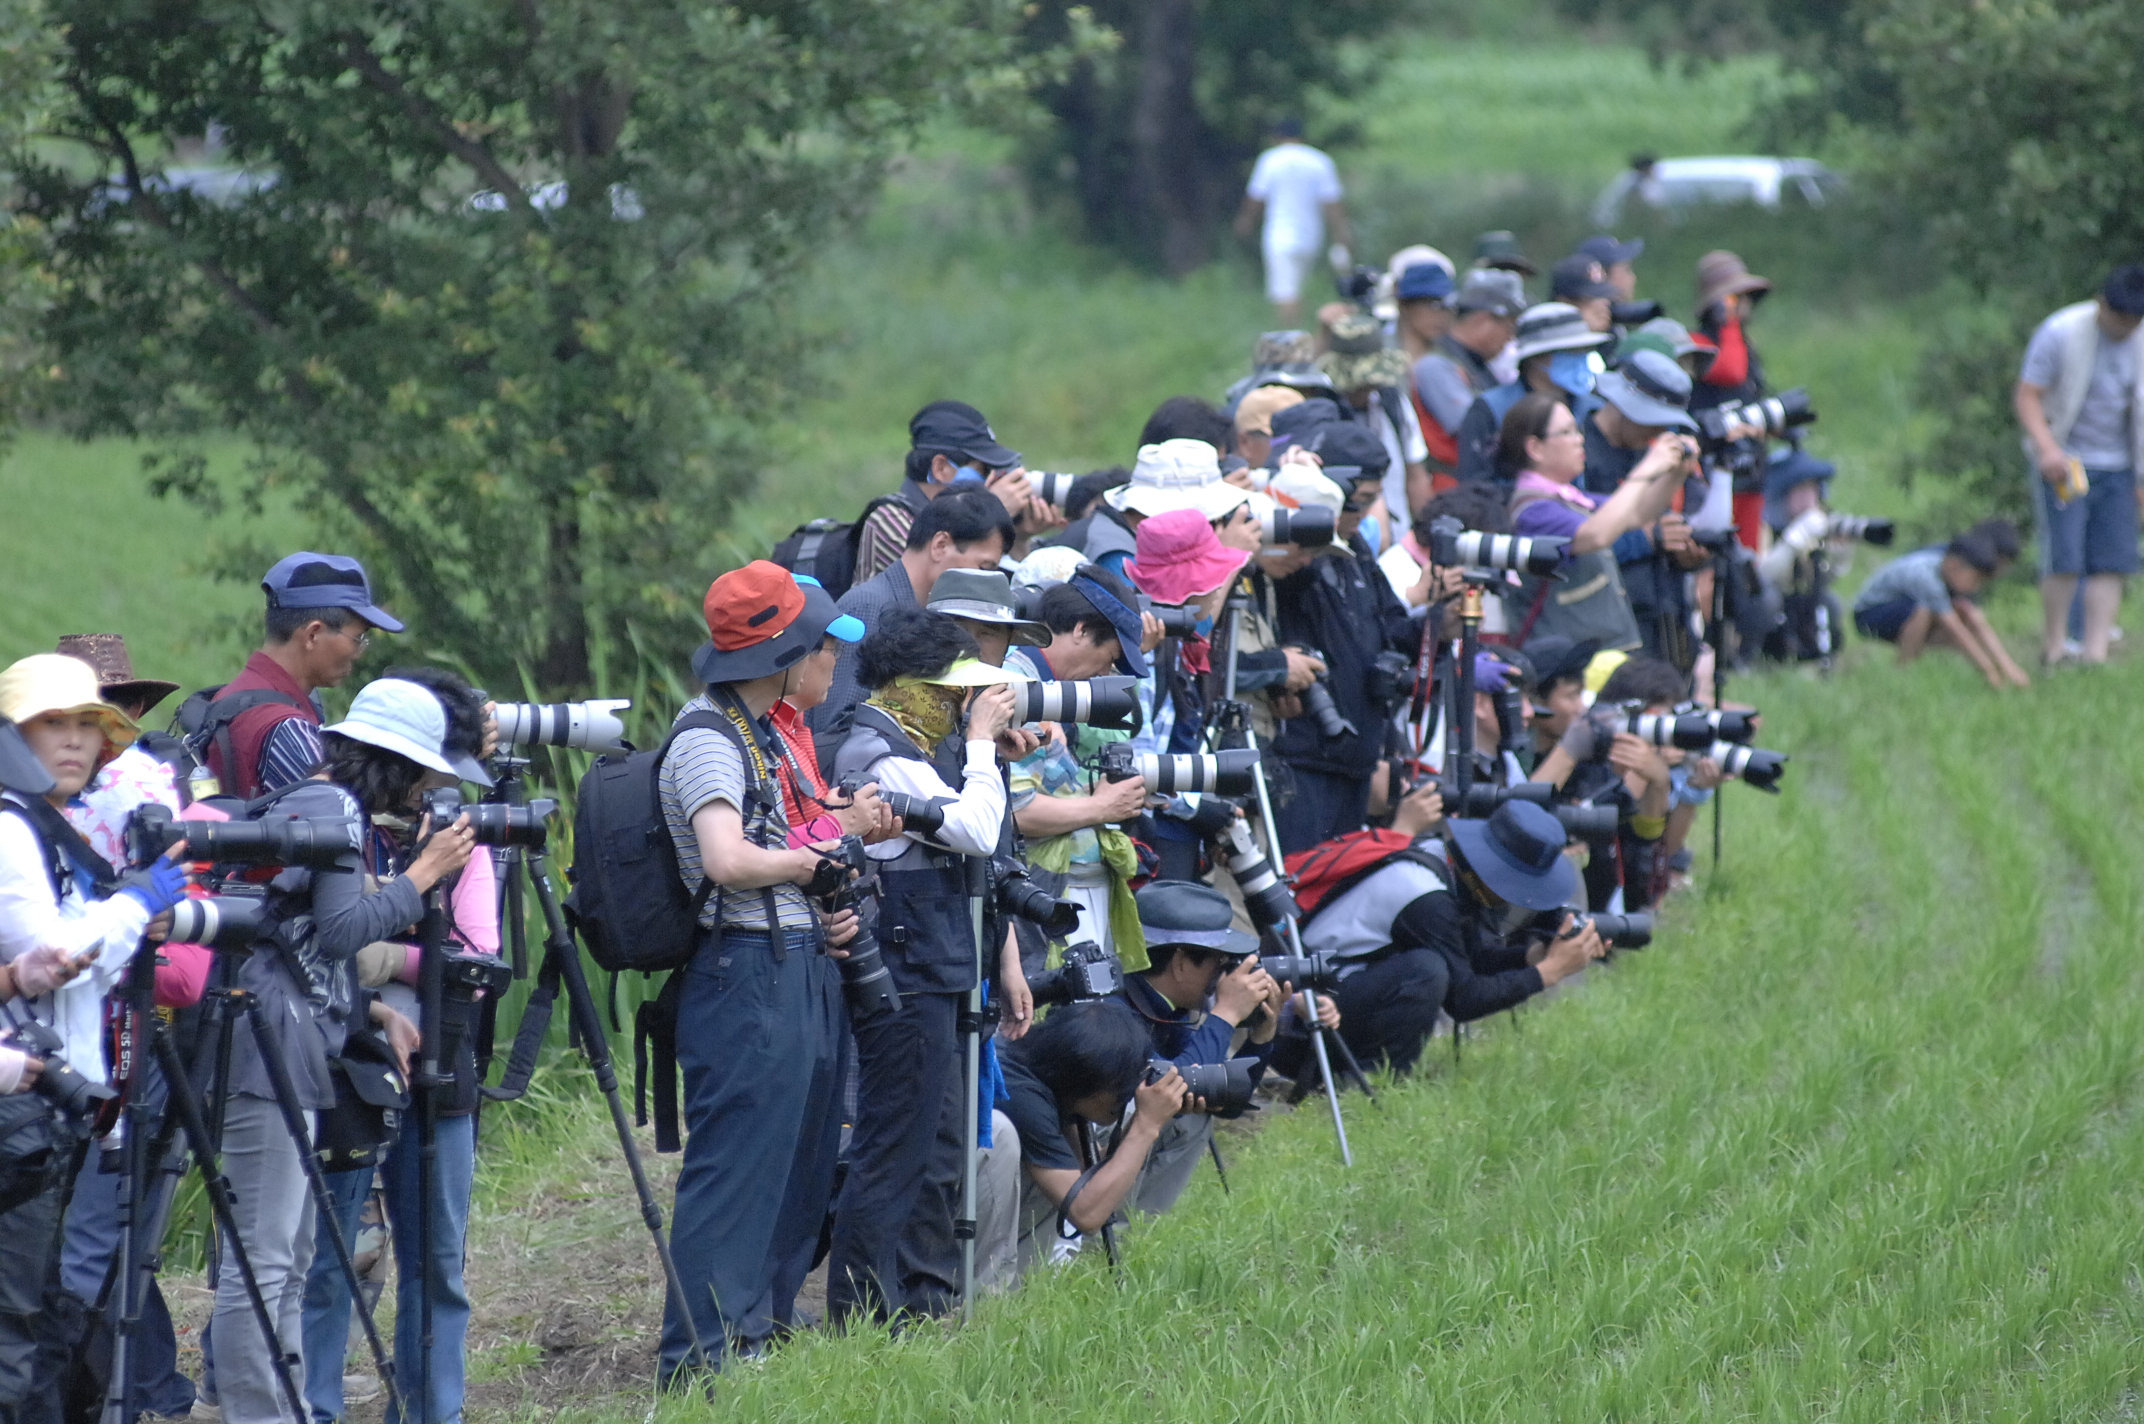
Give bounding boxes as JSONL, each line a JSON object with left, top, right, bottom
{"left": 1550, "top": 255, "right": 1619, "bottom": 304}
{"left": 1521, "top": 634, "right": 1601, "bottom": 690}
{"left": 2104, "top": 264, "right": 2144, "bottom": 317}
{"left": 1306, "top": 421, "right": 1389, "bottom": 483}
{"left": 1135, "top": 881, "right": 1259, "bottom": 957}
{"left": 908, "top": 400, "right": 1020, "bottom": 469}
{"left": 1449, "top": 802, "right": 1579, "bottom": 911}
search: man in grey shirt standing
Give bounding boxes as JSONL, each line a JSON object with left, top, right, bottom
{"left": 2015, "top": 263, "right": 2144, "bottom": 665}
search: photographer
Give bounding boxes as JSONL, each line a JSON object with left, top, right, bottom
{"left": 1528, "top": 656, "right": 1678, "bottom": 913}
{"left": 192, "top": 679, "right": 472, "bottom": 1424}
{"left": 973, "top": 1000, "right": 1187, "bottom": 1291}
{"left": 198, "top": 552, "right": 404, "bottom": 800}
{"left": 1502, "top": 391, "right": 1686, "bottom": 652}
{"left": 1852, "top": 522, "right": 2029, "bottom": 690}
{"left": 1316, "top": 309, "right": 1431, "bottom": 539}
{"left": 1006, "top": 568, "right": 1151, "bottom": 960}
{"left": 826, "top": 607, "right": 1032, "bottom": 1325}
{"left": 1454, "top": 302, "right": 1609, "bottom": 488}
{"left": 851, "top": 400, "right": 1045, "bottom": 588}
{"left": 1688, "top": 252, "right": 1775, "bottom": 548}
{"left": 0, "top": 658, "right": 194, "bottom": 1424}
{"left": 297, "top": 666, "right": 505, "bottom": 1424}
{"left": 1268, "top": 426, "right": 1420, "bottom": 853}
{"left": 1577, "top": 352, "right": 1710, "bottom": 669}
{"left": 812, "top": 489, "right": 1016, "bottom": 767}
{"left": 1112, "top": 883, "right": 1295, "bottom": 1213}
{"left": 654, "top": 564, "right": 865, "bottom": 1380}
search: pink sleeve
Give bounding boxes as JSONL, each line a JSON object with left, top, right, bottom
{"left": 448, "top": 850, "right": 501, "bottom": 957}
{"left": 153, "top": 942, "right": 212, "bottom": 1008}
{"left": 786, "top": 814, "right": 842, "bottom": 849}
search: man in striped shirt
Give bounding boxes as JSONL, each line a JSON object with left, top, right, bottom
{"left": 851, "top": 400, "right": 1044, "bottom": 586}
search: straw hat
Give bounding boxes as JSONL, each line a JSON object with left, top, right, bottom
{"left": 54, "top": 633, "right": 181, "bottom": 716}
{"left": 0, "top": 653, "right": 141, "bottom": 773}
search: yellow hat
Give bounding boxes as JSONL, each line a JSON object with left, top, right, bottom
{"left": 1580, "top": 649, "right": 1629, "bottom": 701}
{"left": 900, "top": 657, "right": 1032, "bottom": 690}
{"left": 0, "top": 653, "right": 141, "bottom": 772}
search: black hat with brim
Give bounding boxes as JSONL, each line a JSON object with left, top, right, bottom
{"left": 1520, "top": 634, "right": 1602, "bottom": 690}
{"left": 0, "top": 715, "right": 56, "bottom": 796}
{"left": 1448, "top": 802, "right": 1578, "bottom": 911}
{"left": 691, "top": 582, "right": 850, "bottom": 686}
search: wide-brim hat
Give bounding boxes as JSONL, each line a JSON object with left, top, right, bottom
{"left": 1595, "top": 350, "right": 1697, "bottom": 433}
{"left": 1126, "top": 508, "right": 1251, "bottom": 608}
{"left": 1762, "top": 448, "right": 1837, "bottom": 530}
{"left": 1317, "top": 346, "right": 1410, "bottom": 391}
{"left": 0, "top": 654, "right": 141, "bottom": 775}
{"left": 692, "top": 562, "right": 862, "bottom": 685}
{"left": 54, "top": 633, "right": 181, "bottom": 716}
{"left": 1633, "top": 316, "right": 1714, "bottom": 374}
{"left": 1257, "top": 362, "right": 1344, "bottom": 398}
{"left": 0, "top": 715, "right": 57, "bottom": 795}
{"left": 1514, "top": 303, "right": 1611, "bottom": 364}
{"left": 1695, "top": 250, "right": 1771, "bottom": 316}
{"left": 928, "top": 568, "right": 1053, "bottom": 648}
{"left": 1234, "top": 384, "right": 1305, "bottom": 438}
{"left": 321, "top": 677, "right": 458, "bottom": 776}
{"left": 1448, "top": 802, "right": 1578, "bottom": 911}
{"left": 900, "top": 657, "right": 1031, "bottom": 689}
{"left": 1135, "top": 881, "right": 1258, "bottom": 958}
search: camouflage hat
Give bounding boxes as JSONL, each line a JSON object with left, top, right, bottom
{"left": 1250, "top": 329, "right": 1317, "bottom": 371}
{"left": 1315, "top": 311, "right": 1409, "bottom": 391}
{"left": 1471, "top": 229, "right": 1538, "bottom": 277}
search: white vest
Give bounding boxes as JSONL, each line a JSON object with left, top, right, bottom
{"left": 2029, "top": 300, "right": 2144, "bottom": 472}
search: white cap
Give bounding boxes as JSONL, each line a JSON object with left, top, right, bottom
{"left": 1267, "top": 463, "right": 1346, "bottom": 514}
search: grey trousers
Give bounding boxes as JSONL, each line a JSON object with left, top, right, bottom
{"left": 1132, "top": 1112, "right": 1213, "bottom": 1216}
{"left": 974, "top": 1110, "right": 1062, "bottom": 1294}
{"left": 210, "top": 1096, "right": 315, "bottom": 1424}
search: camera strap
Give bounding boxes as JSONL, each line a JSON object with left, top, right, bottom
{"left": 1, "top": 796, "right": 118, "bottom": 902}
{"left": 702, "top": 689, "right": 791, "bottom": 961}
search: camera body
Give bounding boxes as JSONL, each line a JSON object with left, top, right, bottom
{"left": 1029, "top": 939, "right": 1124, "bottom": 1008}
{"left": 1424, "top": 516, "right": 1566, "bottom": 576}
{"left": 2, "top": 1020, "right": 116, "bottom": 1117}
{"left": 441, "top": 951, "right": 514, "bottom": 1000}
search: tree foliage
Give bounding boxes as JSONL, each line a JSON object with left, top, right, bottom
{"left": 1019, "top": 0, "right": 1409, "bottom": 275}
{"left": 15, "top": 0, "right": 1041, "bottom": 692}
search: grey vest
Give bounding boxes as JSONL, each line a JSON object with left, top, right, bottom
{"left": 831, "top": 705, "right": 978, "bottom": 993}
{"left": 1504, "top": 493, "right": 1643, "bottom": 652}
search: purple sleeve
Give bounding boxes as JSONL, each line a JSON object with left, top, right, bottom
{"left": 1512, "top": 498, "right": 1588, "bottom": 542}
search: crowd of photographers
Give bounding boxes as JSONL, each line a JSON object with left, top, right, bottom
{"left": 2, "top": 233, "right": 2127, "bottom": 1424}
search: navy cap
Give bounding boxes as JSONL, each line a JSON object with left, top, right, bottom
{"left": 909, "top": 399, "right": 1020, "bottom": 470}
{"left": 2103, "top": 264, "right": 2144, "bottom": 317}
{"left": 1550, "top": 255, "right": 1619, "bottom": 304}
{"left": 1595, "top": 349, "right": 1698, "bottom": 432}
{"left": 1520, "top": 634, "right": 1601, "bottom": 691}
{"left": 1069, "top": 567, "right": 1150, "bottom": 677}
{"left": 1306, "top": 421, "right": 1389, "bottom": 484}
{"left": 261, "top": 552, "right": 405, "bottom": 634}
{"left": 1136, "top": 880, "right": 1258, "bottom": 957}
{"left": 1448, "top": 802, "right": 1578, "bottom": 911}
{"left": 1396, "top": 263, "right": 1456, "bottom": 303}
{"left": 1577, "top": 234, "right": 1644, "bottom": 268}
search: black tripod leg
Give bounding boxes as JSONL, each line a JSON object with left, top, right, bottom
{"left": 148, "top": 1025, "right": 309, "bottom": 1424}
{"left": 1206, "top": 1135, "right": 1230, "bottom": 1195}
{"left": 1323, "top": 1028, "right": 1378, "bottom": 1103}
{"left": 526, "top": 852, "right": 712, "bottom": 1371}
{"left": 235, "top": 996, "right": 404, "bottom": 1422}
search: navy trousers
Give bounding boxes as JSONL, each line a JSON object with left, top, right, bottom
{"left": 824, "top": 990, "right": 965, "bottom": 1323}
{"left": 659, "top": 928, "right": 847, "bottom": 1381}
{"left": 1330, "top": 949, "right": 1451, "bottom": 1076}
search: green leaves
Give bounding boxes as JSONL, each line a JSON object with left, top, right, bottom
{"left": 16, "top": 0, "right": 1050, "bottom": 692}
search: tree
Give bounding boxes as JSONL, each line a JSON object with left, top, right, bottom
{"left": 1020, "top": 0, "right": 1409, "bottom": 275}
{"left": 15, "top": 0, "right": 1041, "bottom": 692}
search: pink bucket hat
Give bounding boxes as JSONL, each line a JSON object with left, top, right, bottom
{"left": 1125, "top": 508, "right": 1250, "bottom": 607}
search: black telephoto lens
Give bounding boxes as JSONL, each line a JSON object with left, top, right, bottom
{"left": 1555, "top": 803, "right": 1621, "bottom": 842}
{"left": 1265, "top": 505, "right": 1337, "bottom": 547}
{"left": 879, "top": 790, "right": 947, "bottom": 837}
{"left": 428, "top": 789, "right": 558, "bottom": 849}
{"left": 1170, "top": 1057, "right": 1259, "bottom": 1115}
{"left": 1257, "top": 950, "right": 1342, "bottom": 993}
{"left": 126, "top": 803, "right": 359, "bottom": 870}
{"left": 994, "top": 861, "right": 1081, "bottom": 936}
{"left": 1712, "top": 741, "right": 1788, "bottom": 792}
{"left": 1146, "top": 602, "right": 1199, "bottom": 637}
{"left": 1299, "top": 674, "right": 1355, "bottom": 740}
{"left": 1158, "top": 794, "right": 1239, "bottom": 839}
{"left": 5, "top": 1022, "right": 115, "bottom": 1117}
{"left": 837, "top": 938, "right": 902, "bottom": 1020}
{"left": 1585, "top": 911, "right": 1654, "bottom": 949}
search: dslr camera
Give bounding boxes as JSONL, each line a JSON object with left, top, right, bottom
{"left": 1696, "top": 388, "right": 1816, "bottom": 446}
{"left": 2, "top": 1020, "right": 116, "bottom": 1118}
{"left": 1257, "top": 948, "right": 1344, "bottom": 994}
{"left": 992, "top": 857, "right": 1081, "bottom": 937}
{"left": 1145, "top": 1056, "right": 1260, "bottom": 1116}
{"left": 1291, "top": 649, "right": 1355, "bottom": 740}
{"left": 488, "top": 699, "right": 632, "bottom": 753}
{"left": 1028, "top": 939, "right": 1124, "bottom": 1008}
{"left": 1455, "top": 781, "right": 1618, "bottom": 843}
{"left": 835, "top": 773, "right": 948, "bottom": 839}
{"left": 1543, "top": 910, "right": 1653, "bottom": 950}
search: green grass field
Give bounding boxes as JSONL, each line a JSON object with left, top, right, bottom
{"left": 7, "top": 19, "right": 2123, "bottom": 1423}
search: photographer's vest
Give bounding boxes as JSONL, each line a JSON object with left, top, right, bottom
{"left": 1041, "top": 505, "right": 1137, "bottom": 570}
{"left": 831, "top": 705, "right": 979, "bottom": 996}
{"left": 1504, "top": 491, "right": 1642, "bottom": 653}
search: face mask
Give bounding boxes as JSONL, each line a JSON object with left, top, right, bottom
{"left": 947, "top": 462, "right": 987, "bottom": 489}
{"left": 1549, "top": 349, "right": 1597, "bottom": 398}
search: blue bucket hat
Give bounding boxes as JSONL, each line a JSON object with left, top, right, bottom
{"left": 1448, "top": 801, "right": 1578, "bottom": 911}
{"left": 1068, "top": 567, "right": 1151, "bottom": 677}
{"left": 1395, "top": 263, "right": 1456, "bottom": 304}
{"left": 1761, "top": 448, "right": 1835, "bottom": 531}
{"left": 262, "top": 552, "right": 405, "bottom": 633}
{"left": 1595, "top": 349, "right": 1697, "bottom": 433}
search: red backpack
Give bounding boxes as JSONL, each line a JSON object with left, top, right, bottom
{"left": 1284, "top": 829, "right": 1421, "bottom": 919}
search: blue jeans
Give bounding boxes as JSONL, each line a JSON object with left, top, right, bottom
{"left": 380, "top": 1111, "right": 476, "bottom": 1424}
{"left": 299, "top": 1166, "right": 375, "bottom": 1424}
{"left": 2034, "top": 463, "right": 2139, "bottom": 576}
{"left": 660, "top": 929, "right": 847, "bottom": 1381}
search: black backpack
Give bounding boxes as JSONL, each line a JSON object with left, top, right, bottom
{"left": 769, "top": 493, "right": 905, "bottom": 599}
{"left": 170, "top": 686, "right": 310, "bottom": 801}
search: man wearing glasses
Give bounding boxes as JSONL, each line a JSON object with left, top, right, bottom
{"left": 197, "top": 551, "right": 404, "bottom": 798}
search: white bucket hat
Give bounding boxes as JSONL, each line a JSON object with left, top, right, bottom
{"left": 322, "top": 678, "right": 458, "bottom": 776}
{"left": 1108, "top": 439, "right": 1245, "bottom": 521}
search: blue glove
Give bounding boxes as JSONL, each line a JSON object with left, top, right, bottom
{"left": 118, "top": 857, "right": 190, "bottom": 917}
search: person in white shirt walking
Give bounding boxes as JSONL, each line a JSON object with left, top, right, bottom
{"left": 1235, "top": 119, "right": 1352, "bottom": 325}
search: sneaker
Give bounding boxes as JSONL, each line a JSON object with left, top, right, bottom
{"left": 344, "top": 1373, "right": 383, "bottom": 1405}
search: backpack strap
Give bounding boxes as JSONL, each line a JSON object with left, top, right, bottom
{"left": 180, "top": 687, "right": 310, "bottom": 798}
{"left": 633, "top": 971, "right": 688, "bottom": 1152}
{"left": 1, "top": 797, "right": 118, "bottom": 901}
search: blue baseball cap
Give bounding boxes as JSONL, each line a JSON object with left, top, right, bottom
{"left": 1396, "top": 263, "right": 1456, "bottom": 303}
{"left": 1068, "top": 567, "right": 1150, "bottom": 677}
{"left": 793, "top": 575, "right": 866, "bottom": 644}
{"left": 261, "top": 552, "right": 404, "bottom": 633}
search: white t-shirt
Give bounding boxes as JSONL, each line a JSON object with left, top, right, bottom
{"left": 1247, "top": 143, "right": 1342, "bottom": 252}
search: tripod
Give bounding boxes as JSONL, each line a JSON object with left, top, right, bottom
{"left": 481, "top": 830, "right": 710, "bottom": 1373}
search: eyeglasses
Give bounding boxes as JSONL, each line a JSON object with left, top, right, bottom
{"left": 334, "top": 625, "right": 372, "bottom": 651}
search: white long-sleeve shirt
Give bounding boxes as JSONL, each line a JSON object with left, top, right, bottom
{"left": 863, "top": 740, "right": 1005, "bottom": 861}
{"left": 0, "top": 794, "right": 149, "bottom": 1085}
